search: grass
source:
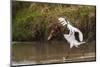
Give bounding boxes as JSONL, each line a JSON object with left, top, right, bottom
{"left": 12, "top": 1, "right": 96, "bottom": 42}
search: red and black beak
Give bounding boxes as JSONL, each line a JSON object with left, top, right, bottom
{"left": 47, "top": 30, "right": 54, "bottom": 40}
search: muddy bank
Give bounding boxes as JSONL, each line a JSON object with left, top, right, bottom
{"left": 12, "top": 52, "right": 95, "bottom": 66}
{"left": 12, "top": 41, "right": 96, "bottom": 66}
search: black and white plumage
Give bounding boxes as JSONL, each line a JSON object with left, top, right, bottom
{"left": 58, "top": 17, "right": 85, "bottom": 48}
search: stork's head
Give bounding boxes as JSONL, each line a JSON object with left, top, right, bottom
{"left": 58, "top": 17, "right": 69, "bottom": 26}
{"left": 58, "top": 17, "right": 66, "bottom": 22}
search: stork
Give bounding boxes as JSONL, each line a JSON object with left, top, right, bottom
{"left": 47, "top": 17, "right": 86, "bottom": 59}
{"left": 58, "top": 17, "right": 85, "bottom": 48}
{"left": 58, "top": 17, "right": 86, "bottom": 59}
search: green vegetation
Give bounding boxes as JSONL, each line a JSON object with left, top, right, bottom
{"left": 12, "top": 1, "right": 96, "bottom": 41}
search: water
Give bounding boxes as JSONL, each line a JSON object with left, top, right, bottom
{"left": 12, "top": 41, "right": 96, "bottom": 65}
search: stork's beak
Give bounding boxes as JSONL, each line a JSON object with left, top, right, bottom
{"left": 48, "top": 30, "right": 54, "bottom": 40}
{"left": 47, "top": 34, "right": 52, "bottom": 40}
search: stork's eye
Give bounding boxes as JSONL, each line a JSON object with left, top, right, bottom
{"left": 61, "top": 21, "right": 64, "bottom": 23}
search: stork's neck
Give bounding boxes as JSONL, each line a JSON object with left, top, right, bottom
{"left": 61, "top": 20, "right": 67, "bottom": 26}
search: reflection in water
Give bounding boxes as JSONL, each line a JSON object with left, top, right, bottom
{"left": 12, "top": 41, "right": 96, "bottom": 65}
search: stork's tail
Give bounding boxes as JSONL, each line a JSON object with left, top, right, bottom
{"left": 75, "top": 41, "right": 86, "bottom": 48}
{"left": 79, "top": 41, "right": 86, "bottom": 44}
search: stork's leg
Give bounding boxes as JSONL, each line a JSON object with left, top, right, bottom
{"left": 82, "top": 44, "right": 86, "bottom": 56}
{"left": 66, "top": 44, "right": 73, "bottom": 59}
{"left": 68, "top": 48, "right": 71, "bottom": 58}
{"left": 79, "top": 45, "right": 85, "bottom": 57}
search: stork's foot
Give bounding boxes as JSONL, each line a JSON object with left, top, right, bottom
{"left": 82, "top": 52, "right": 85, "bottom": 57}
{"left": 65, "top": 55, "right": 69, "bottom": 59}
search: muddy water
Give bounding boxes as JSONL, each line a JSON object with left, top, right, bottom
{"left": 12, "top": 41, "right": 96, "bottom": 65}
